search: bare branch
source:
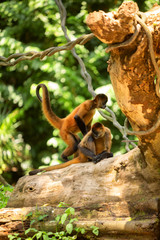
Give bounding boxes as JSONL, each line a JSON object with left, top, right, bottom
{"left": 0, "top": 33, "right": 94, "bottom": 67}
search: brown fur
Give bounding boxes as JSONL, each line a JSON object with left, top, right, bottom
{"left": 29, "top": 122, "right": 112, "bottom": 175}
{"left": 36, "top": 84, "right": 108, "bottom": 160}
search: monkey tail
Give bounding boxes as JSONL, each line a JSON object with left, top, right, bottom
{"left": 29, "top": 157, "right": 82, "bottom": 175}
{"left": 36, "top": 84, "right": 63, "bottom": 129}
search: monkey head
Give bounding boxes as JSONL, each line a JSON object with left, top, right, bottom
{"left": 91, "top": 122, "right": 105, "bottom": 139}
{"left": 93, "top": 94, "right": 108, "bottom": 109}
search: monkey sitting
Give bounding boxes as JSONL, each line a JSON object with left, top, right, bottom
{"left": 36, "top": 83, "right": 108, "bottom": 161}
{"left": 29, "top": 121, "right": 113, "bottom": 175}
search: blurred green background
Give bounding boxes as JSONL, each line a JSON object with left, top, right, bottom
{"left": 0, "top": 0, "right": 158, "bottom": 184}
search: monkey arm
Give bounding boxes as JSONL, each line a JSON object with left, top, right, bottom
{"left": 86, "top": 120, "right": 92, "bottom": 132}
{"left": 104, "top": 128, "right": 112, "bottom": 152}
{"left": 79, "top": 146, "right": 113, "bottom": 164}
{"left": 74, "top": 115, "right": 88, "bottom": 136}
{"left": 78, "top": 146, "right": 96, "bottom": 159}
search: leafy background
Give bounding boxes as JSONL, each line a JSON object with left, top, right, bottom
{"left": 0, "top": 0, "right": 158, "bottom": 183}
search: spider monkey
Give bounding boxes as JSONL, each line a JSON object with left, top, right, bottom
{"left": 29, "top": 121, "right": 113, "bottom": 175}
{"left": 36, "top": 83, "right": 108, "bottom": 161}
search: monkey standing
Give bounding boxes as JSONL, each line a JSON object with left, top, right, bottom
{"left": 36, "top": 84, "right": 108, "bottom": 161}
{"left": 29, "top": 122, "right": 113, "bottom": 175}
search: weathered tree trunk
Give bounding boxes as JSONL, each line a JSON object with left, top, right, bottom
{"left": 1, "top": 2, "right": 160, "bottom": 239}
{"left": 86, "top": 1, "right": 160, "bottom": 170}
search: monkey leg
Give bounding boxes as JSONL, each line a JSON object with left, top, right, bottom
{"left": 73, "top": 151, "right": 79, "bottom": 158}
{"left": 60, "top": 131, "right": 81, "bottom": 161}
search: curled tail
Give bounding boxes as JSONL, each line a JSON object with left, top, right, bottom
{"left": 29, "top": 157, "right": 83, "bottom": 175}
{"left": 36, "top": 84, "right": 62, "bottom": 129}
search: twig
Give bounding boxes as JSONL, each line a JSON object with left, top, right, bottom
{"left": 0, "top": 175, "right": 10, "bottom": 186}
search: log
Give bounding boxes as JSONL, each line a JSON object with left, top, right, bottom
{"left": 6, "top": 148, "right": 152, "bottom": 209}
{"left": 1, "top": 148, "right": 159, "bottom": 239}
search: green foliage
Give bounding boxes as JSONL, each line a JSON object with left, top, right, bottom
{"left": 0, "top": 104, "right": 31, "bottom": 174}
{"left": 8, "top": 202, "right": 99, "bottom": 239}
{"left": 0, "top": 0, "right": 154, "bottom": 181}
{"left": 144, "top": 0, "right": 159, "bottom": 10}
{"left": 0, "top": 184, "right": 13, "bottom": 208}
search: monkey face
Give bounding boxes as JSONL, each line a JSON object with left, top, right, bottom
{"left": 94, "top": 94, "right": 108, "bottom": 109}
{"left": 92, "top": 122, "right": 105, "bottom": 139}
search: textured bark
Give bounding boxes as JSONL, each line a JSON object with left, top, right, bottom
{"left": 7, "top": 148, "right": 147, "bottom": 209}
{"left": 3, "top": 148, "right": 160, "bottom": 239}
{"left": 87, "top": 1, "right": 160, "bottom": 169}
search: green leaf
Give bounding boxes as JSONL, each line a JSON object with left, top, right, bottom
{"left": 80, "top": 228, "right": 86, "bottom": 234}
{"left": 26, "top": 212, "right": 33, "bottom": 218}
{"left": 54, "top": 231, "right": 65, "bottom": 237}
{"left": 66, "top": 223, "right": 73, "bottom": 234}
{"left": 90, "top": 226, "right": 99, "bottom": 236}
{"left": 25, "top": 228, "right": 31, "bottom": 235}
{"left": 75, "top": 227, "right": 85, "bottom": 234}
{"left": 65, "top": 207, "right": 75, "bottom": 216}
{"left": 25, "top": 227, "right": 38, "bottom": 235}
{"left": 35, "top": 231, "right": 43, "bottom": 239}
{"left": 47, "top": 232, "right": 53, "bottom": 236}
{"left": 8, "top": 234, "right": 19, "bottom": 240}
{"left": 30, "top": 219, "right": 36, "bottom": 225}
{"left": 61, "top": 213, "right": 68, "bottom": 224}
{"left": 37, "top": 214, "right": 48, "bottom": 221}
{"left": 58, "top": 202, "right": 67, "bottom": 208}
{"left": 70, "top": 217, "right": 78, "bottom": 223}
{"left": 43, "top": 234, "right": 49, "bottom": 240}
{"left": 55, "top": 215, "right": 61, "bottom": 223}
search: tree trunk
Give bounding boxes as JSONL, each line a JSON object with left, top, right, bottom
{"left": 1, "top": 2, "right": 160, "bottom": 239}
{"left": 86, "top": 1, "right": 160, "bottom": 170}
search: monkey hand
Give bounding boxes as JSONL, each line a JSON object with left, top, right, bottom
{"left": 92, "top": 155, "right": 103, "bottom": 164}
{"left": 29, "top": 169, "right": 44, "bottom": 175}
{"left": 92, "top": 151, "right": 113, "bottom": 164}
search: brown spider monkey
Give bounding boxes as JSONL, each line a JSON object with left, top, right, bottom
{"left": 29, "top": 120, "right": 113, "bottom": 175}
{"left": 36, "top": 83, "right": 108, "bottom": 161}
